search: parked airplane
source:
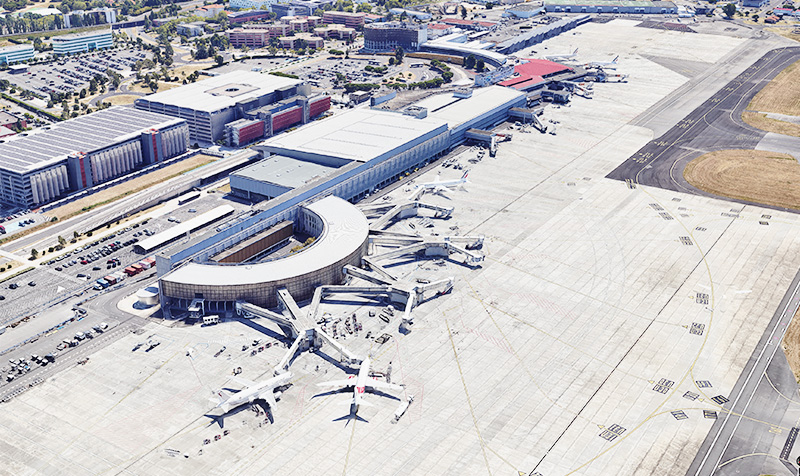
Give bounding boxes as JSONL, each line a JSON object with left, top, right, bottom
{"left": 585, "top": 55, "right": 619, "bottom": 70}
{"left": 545, "top": 48, "right": 578, "bottom": 62}
{"left": 318, "top": 356, "right": 403, "bottom": 415}
{"left": 211, "top": 372, "right": 292, "bottom": 413}
{"left": 413, "top": 170, "right": 469, "bottom": 195}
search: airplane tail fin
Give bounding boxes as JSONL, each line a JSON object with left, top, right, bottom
{"left": 612, "top": 55, "right": 619, "bottom": 63}
{"left": 573, "top": 48, "right": 578, "bottom": 55}
{"left": 210, "top": 390, "right": 230, "bottom": 411}
{"left": 461, "top": 170, "right": 469, "bottom": 181}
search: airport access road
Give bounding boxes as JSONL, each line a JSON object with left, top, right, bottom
{"left": 607, "top": 46, "right": 800, "bottom": 203}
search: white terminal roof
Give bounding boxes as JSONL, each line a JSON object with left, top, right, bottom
{"left": 0, "top": 106, "right": 184, "bottom": 175}
{"left": 260, "top": 109, "right": 448, "bottom": 163}
{"left": 135, "top": 71, "right": 302, "bottom": 113}
{"left": 163, "top": 196, "right": 368, "bottom": 286}
{"left": 413, "top": 86, "right": 525, "bottom": 129}
{"left": 137, "top": 205, "right": 235, "bottom": 253}
{"left": 234, "top": 155, "right": 338, "bottom": 189}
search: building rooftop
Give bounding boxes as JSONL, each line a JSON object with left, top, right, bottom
{"left": 162, "top": 196, "right": 368, "bottom": 286}
{"left": 137, "top": 205, "right": 236, "bottom": 253}
{"left": 259, "top": 109, "right": 448, "bottom": 163}
{"left": 0, "top": 44, "right": 34, "bottom": 53}
{"left": 499, "top": 59, "right": 574, "bottom": 89}
{"left": 0, "top": 106, "right": 183, "bottom": 174}
{"left": 52, "top": 28, "right": 112, "bottom": 41}
{"left": 233, "top": 155, "right": 338, "bottom": 189}
{"left": 134, "top": 71, "right": 303, "bottom": 113}
{"left": 543, "top": 0, "right": 673, "bottom": 5}
{"left": 412, "top": 86, "right": 526, "bottom": 129}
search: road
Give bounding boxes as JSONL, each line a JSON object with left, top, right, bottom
{"left": 607, "top": 46, "right": 800, "bottom": 203}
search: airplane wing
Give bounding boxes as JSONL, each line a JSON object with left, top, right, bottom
{"left": 366, "top": 377, "right": 404, "bottom": 392}
{"left": 317, "top": 379, "right": 354, "bottom": 389}
{"left": 258, "top": 389, "right": 277, "bottom": 409}
{"left": 230, "top": 376, "right": 256, "bottom": 388}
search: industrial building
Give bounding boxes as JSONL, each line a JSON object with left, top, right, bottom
{"left": 363, "top": 22, "right": 428, "bottom": 52}
{"left": 0, "top": 107, "right": 188, "bottom": 207}
{"left": 134, "top": 71, "right": 317, "bottom": 143}
{"left": 543, "top": 0, "right": 677, "bottom": 13}
{"left": 176, "top": 22, "right": 207, "bottom": 37}
{"left": 52, "top": 29, "right": 113, "bottom": 55}
{"left": 0, "top": 44, "right": 34, "bottom": 65}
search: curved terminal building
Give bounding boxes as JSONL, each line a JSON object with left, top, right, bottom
{"left": 160, "top": 196, "right": 369, "bottom": 311}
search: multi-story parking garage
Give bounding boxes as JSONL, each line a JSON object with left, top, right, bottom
{"left": 0, "top": 107, "right": 189, "bottom": 207}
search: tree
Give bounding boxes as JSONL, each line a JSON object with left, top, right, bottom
{"left": 79, "top": 88, "right": 86, "bottom": 98}
{"left": 753, "top": 13, "right": 760, "bottom": 21}
{"left": 58, "top": 235, "right": 66, "bottom": 246}
{"left": 475, "top": 58, "right": 485, "bottom": 72}
{"left": 465, "top": 54, "right": 476, "bottom": 69}
{"left": 460, "top": 5, "right": 467, "bottom": 18}
{"left": 394, "top": 46, "right": 404, "bottom": 64}
{"left": 30, "top": 248, "right": 38, "bottom": 259}
{"left": 215, "top": 54, "right": 223, "bottom": 66}
{"left": 722, "top": 2, "right": 736, "bottom": 17}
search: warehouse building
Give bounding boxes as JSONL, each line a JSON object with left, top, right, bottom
{"left": 363, "top": 22, "right": 428, "bottom": 52}
{"left": 52, "top": 29, "right": 113, "bottom": 55}
{"left": 0, "top": 44, "right": 34, "bottom": 65}
{"left": 134, "top": 71, "right": 309, "bottom": 143}
{"left": 0, "top": 107, "right": 188, "bottom": 207}
{"left": 543, "top": 0, "right": 677, "bottom": 13}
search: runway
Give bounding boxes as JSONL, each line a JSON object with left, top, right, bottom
{"left": 607, "top": 46, "right": 800, "bottom": 207}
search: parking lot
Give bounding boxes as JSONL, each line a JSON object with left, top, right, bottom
{"left": 285, "top": 56, "right": 441, "bottom": 92}
{"left": 0, "top": 47, "right": 150, "bottom": 97}
{"left": 0, "top": 190, "right": 253, "bottom": 323}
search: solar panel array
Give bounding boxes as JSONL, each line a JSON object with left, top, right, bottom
{"left": 0, "top": 106, "right": 182, "bottom": 174}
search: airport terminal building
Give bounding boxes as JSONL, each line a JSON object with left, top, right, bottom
{"left": 156, "top": 87, "right": 526, "bottom": 315}
{"left": 0, "top": 107, "right": 189, "bottom": 207}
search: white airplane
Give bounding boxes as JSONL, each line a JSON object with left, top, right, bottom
{"left": 544, "top": 48, "right": 578, "bottom": 62}
{"left": 211, "top": 372, "right": 292, "bottom": 413}
{"left": 318, "top": 356, "right": 403, "bottom": 414}
{"left": 585, "top": 55, "right": 619, "bottom": 70}
{"left": 413, "top": 170, "right": 469, "bottom": 195}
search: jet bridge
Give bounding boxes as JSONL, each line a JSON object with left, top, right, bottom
{"left": 369, "top": 201, "right": 454, "bottom": 231}
{"left": 236, "top": 301, "right": 301, "bottom": 340}
{"left": 367, "top": 238, "right": 484, "bottom": 266}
